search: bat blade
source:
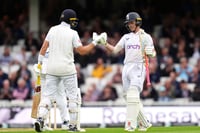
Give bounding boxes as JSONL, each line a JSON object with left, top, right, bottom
{"left": 145, "top": 55, "right": 151, "bottom": 87}
{"left": 31, "top": 91, "right": 41, "bottom": 118}
{"left": 31, "top": 74, "right": 41, "bottom": 118}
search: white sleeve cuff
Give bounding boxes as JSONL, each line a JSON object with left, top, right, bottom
{"left": 38, "top": 54, "right": 44, "bottom": 64}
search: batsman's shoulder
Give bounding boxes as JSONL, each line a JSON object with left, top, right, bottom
{"left": 142, "top": 31, "right": 152, "bottom": 40}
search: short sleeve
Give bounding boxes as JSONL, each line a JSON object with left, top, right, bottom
{"left": 116, "top": 35, "right": 126, "bottom": 48}
{"left": 72, "top": 31, "right": 82, "bottom": 48}
{"left": 143, "top": 34, "right": 154, "bottom": 47}
{"left": 45, "top": 28, "right": 52, "bottom": 42}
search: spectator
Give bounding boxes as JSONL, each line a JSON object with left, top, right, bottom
{"left": 190, "top": 38, "right": 200, "bottom": 59}
{"left": 179, "top": 80, "right": 192, "bottom": 98}
{"left": 112, "top": 65, "right": 122, "bottom": 84}
{"left": 157, "top": 79, "right": 172, "bottom": 102}
{"left": 160, "top": 56, "right": 175, "bottom": 77}
{"left": 160, "top": 37, "right": 177, "bottom": 59}
{"left": 141, "top": 80, "right": 158, "bottom": 101}
{"left": 149, "top": 58, "right": 160, "bottom": 84}
{"left": 0, "top": 46, "right": 14, "bottom": 66}
{"left": 4, "top": 27, "right": 15, "bottom": 45}
{"left": 97, "top": 84, "right": 118, "bottom": 101}
{"left": 175, "top": 57, "right": 192, "bottom": 82}
{"left": 12, "top": 78, "right": 29, "bottom": 100}
{"left": 83, "top": 83, "right": 100, "bottom": 102}
{"left": 0, "top": 67, "right": 8, "bottom": 88}
{"left": 175, "top": 37, "right": 187, "bottom": 62}
{"left": 189, "top": 65, "right": 200, "bottom": 84}
{"left": 38, "top": 32, "right": 46, "bottom": 49}
{"left": 157, "top": 86, "right": 170, "bottom": 102}
{"left": 24, "top": 32, "right": 39, "bottom": 51}
{"left": 191, "top": 85, "right": 200, "bottom": 101}
{"left": 80, "top": 30, "right": 92, "bottom": 45}
{"left": 158, "top": 47, "right": 170, "bottom": 65}
{"left": 91, "top": 57, "right": 112, "bottom": 79}
{"left": 0, "top": 79, "right": 13, "bottom": 100}
{"left": 13, "top": 46, "right": 29, "bottom": 65}
{"left": 8, "top": 71, "right": 18, "bottom": 89}
{"left": 27, "top": 46, "right": 38, "bottom": 65}
{"left": 168, "top": 71, "right": 181, "bottom": 98}
{"left": 16, "top": 62, "right": 32, "bottom": 98}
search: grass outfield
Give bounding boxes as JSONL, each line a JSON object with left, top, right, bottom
{"left": 0, "top": 126, "right": 199, "bottom": 133}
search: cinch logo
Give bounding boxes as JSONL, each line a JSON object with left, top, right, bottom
{"left": 127, "top": 44, "right": 140, "bottom": 49}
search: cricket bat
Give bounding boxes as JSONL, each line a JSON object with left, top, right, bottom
{"left": 145, "top": 55, "right": 151, "bottom": 87}
{"left": 31, "top": 73, "right": 41, "bottom": 118}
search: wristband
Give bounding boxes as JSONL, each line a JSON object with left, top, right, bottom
{"left": 92, "top": 40, "right": 97, "bottom": 46}
{"left": 38, "top": 54, "right": 44, "bottom": 64}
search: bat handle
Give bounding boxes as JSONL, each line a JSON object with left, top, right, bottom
{"left": 145, "top": 55, "right": 151, "bottom": 87}
{"left": 35, "top": 86, "right": 41, "bottom": 92}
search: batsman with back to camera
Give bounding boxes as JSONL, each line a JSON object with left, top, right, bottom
{"left": 99, "top": 12, "right": 156, "bottom": 132}
{"left": 34, "top": 9, "right": 107, "bottom": 132}
{"left": 33, "top": 48, "right": 70, "bottom": 131}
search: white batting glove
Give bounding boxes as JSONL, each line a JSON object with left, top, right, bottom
{"left": 145, "top": 46, "right": 156, "bottom": 57}
{"left": 92, "top": 32, "right": 107, "bottom": 46}
{"left": 92, "top": 32, "right": 98, "bottom": 41}
{"left": 33, "top": 63, "right": 42, "bottom": 76}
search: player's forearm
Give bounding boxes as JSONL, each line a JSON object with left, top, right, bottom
{"left": 105, "top": 43, "right": 114, "bottom": 53}
{"left": 77, "top": 43, "right": 95, "bottom": 55}
{"left": 106, "top": 43, "right": 122, "bottom": 54}
{"left": 40, "top": 40, "right": 49, "bottom": 56}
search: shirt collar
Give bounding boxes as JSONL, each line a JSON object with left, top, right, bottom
{"left": 61, "top": 21, "right": 70, "bottom": 27}
{"left": 135, "top": 29, "right": 144, "bottom": 35}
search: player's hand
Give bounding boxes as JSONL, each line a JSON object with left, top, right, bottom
{"left": 145, "top": 46, "right": 156, "bottom": 57}
{"left": 92, "top": 32, "right": 107, "bottom": 46}
{"left": 92, "top": 32, "right": 98, "bottom": 41}
{"left": 33, "top": 63, "right": 42, "bottom": 75}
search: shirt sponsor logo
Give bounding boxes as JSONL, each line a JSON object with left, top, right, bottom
{"left": 127, "top": 44, "right": 140, "bottom": 49}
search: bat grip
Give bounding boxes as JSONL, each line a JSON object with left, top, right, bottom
{"left": 35, "top": 86, "right": 41, "bottom": 92}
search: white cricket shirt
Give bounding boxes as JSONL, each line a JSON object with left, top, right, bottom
{"left": 116, "top": 29, "right": 153, "bottom": 64}
{"left": 45, "top": 22, "right": 82, "bottom": 76}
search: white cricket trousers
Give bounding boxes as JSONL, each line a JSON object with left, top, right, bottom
{"left": 122, "top": 63, "right": 146, "bottom": 91}
{"left": 38, "top": 74, "right": 78, "bottom": 119}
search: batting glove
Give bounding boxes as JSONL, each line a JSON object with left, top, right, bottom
{"left": 92, "top": 32, "right": 107, "bottom": 46}
{"left": 145, "top": 46, "right": 156, "bottom": 57}
{"left": 33, "top": 63, "right": 42, "bottom": 75}
{"left": 92, "top": 32, "right": 98, "bottom": 41}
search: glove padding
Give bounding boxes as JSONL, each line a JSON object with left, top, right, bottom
{"left": 92, "top": 32, "right": 107, "bottom": 46}
{"left": 33, "top": 63, "right": 42, "bottom": 75}
{"left": 145, "top": 46, "right": 156, "bottom": 57}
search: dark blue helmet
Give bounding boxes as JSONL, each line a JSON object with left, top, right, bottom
{"left": 60, "top": 9, "right": 78, "bottom": 28}
{"left": 124, "top": 12, "right": 142, "bottom": 26}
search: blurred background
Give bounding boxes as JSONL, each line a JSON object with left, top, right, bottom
{"left": 0, "top": 0, "right": 200, "bottom": 128}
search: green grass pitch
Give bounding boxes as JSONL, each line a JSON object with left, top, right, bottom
{"left": 0, "top": 126, "right": 199, "bottom": 133}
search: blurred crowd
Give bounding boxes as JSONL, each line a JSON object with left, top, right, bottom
{"left": 0, "top": 0, "right": 200, "bottom": 103}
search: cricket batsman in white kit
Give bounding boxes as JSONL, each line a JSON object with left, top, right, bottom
{"left": 34, "top": 9, "right": 106, "bottom": 132}
{"left": 33, "top": 48, "right": 70, "bottom": 131}
{"left": 103, "top": 12, "right": 156, "bottom": 132}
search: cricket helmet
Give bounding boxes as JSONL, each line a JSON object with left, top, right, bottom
{"left": 60, "top": 9, "right": 78, "bottom": 28}
{"left": 124, "top": 12, "right": 142, "bottom": 26}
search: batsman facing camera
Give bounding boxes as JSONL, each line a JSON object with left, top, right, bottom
{"left": 124, "top": 12, "right": 142, "bottom": 32}
{"left": 101, "top": 11, "right": 155, "bottom": 131}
